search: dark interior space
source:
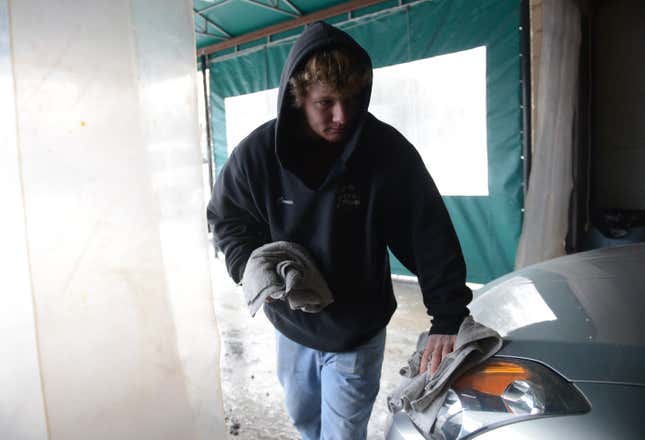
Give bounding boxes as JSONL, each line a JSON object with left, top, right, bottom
{"left": 569, "top": 0, "right": 645, "bottom": 252}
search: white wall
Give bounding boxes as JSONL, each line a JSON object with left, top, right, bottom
{"left": 0, "top": 1, "right": 225, "bottom": 438}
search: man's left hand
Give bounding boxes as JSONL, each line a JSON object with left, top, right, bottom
{"left": 420, "top": 334, "right": 457, "bottom": 375}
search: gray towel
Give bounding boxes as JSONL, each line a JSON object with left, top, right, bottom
{"left": 242, "top": 241, "right": 334, "bottom": 317}
{"left": 387, "top": 316, "right": 502, "bottom": 437}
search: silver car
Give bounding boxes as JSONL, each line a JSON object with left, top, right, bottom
{"left": 387, "top": 243, "right": 645, "bottom": 439}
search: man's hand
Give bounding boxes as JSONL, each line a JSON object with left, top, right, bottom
{"left": 420, "top": 334, "right": 457, "bottom": 375}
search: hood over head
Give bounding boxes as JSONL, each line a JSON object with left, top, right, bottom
{"left": 275, "top": 21, "right": 373, "bottom": 183}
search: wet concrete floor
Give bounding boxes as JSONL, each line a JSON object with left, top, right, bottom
{"left": 210, "top": 254, "right": 434, "bottom": 439}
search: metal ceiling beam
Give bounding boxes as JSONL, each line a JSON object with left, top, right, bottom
{"left": 197, "top": 0, "right": 235, "bottom": 15}
{"left": 193, "top": 8, "right": 233, "bottom": 38}
{"left": 197, "top": 0, "right": 389, "bottom": 56}
{"left": 281, "top": 0, "right": 302, "bottom": 16}
{"left": 195, "top": 14, "right": 207, "bottom": 33}
{"left": 196, "top": 31, "right": 228, "bottom": 40}
{"left": 239, "top": 0, "right": 298, "bottom": 18}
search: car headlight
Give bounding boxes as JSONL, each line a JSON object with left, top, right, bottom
{"left": 431, "top": 357, "right": 590, "bottom": 439}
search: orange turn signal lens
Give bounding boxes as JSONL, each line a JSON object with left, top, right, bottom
{"left": 453, "top": 359, "right": 531, "bottom": 396}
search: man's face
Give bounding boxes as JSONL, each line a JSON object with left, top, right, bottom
{"left": 301, "top": 82, "right": 361, "bottom": 144}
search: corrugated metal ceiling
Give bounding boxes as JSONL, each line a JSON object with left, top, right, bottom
{"left": 193, "top": 0, "right": 402, "bottom": 57}
{"left": 194, "top": 0, "right": 347, "bottom": 48}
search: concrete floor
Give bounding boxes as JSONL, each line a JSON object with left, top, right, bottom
{"left": 210, "top": 254, "right": 432, "bottom": 439}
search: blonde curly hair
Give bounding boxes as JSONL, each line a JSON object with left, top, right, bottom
{"left": 289, "top": 47, "right": 372, "bottom": 108}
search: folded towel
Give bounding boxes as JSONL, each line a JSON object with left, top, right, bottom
{"left": 242, "top": 241, "right": 334, "bottom": 317}
{"left": 387, "top": 316, "right": 502, "bottom": 436}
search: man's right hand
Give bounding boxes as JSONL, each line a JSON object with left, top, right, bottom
{"left": 420, "top": 333, "right": 456, "bottom": 375}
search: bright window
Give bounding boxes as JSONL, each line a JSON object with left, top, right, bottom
{"left": 225, "top": 46, "right": 488, "bottom": 196}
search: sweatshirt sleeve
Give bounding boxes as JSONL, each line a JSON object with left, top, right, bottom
{"left": 385, "top": 144, "right": 472, "bottom": 334}
{"left": 207, "top": 151, "right": 270, "bottom": 284}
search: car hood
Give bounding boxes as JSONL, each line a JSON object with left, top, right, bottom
{"left": 470, "top": 244, "right": 645, "bottom": 385}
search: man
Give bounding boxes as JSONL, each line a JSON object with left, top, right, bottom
{"left": 208, "top": 21, "right": 471, "bottom": 440}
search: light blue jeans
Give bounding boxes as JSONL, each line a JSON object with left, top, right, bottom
{"left": 276, "top": 329, "right": 386, "bottom": 440}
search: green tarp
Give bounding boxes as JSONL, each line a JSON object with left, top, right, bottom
{"left": 208, "top": 0, "right": 524, "bottom": 283}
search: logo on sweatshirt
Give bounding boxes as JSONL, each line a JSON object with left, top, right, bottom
{"left": 336, "top": 184, "right": 361, "bottom": 210}
{"left": 277, "top": 196, "right": 294, "bottom": 205}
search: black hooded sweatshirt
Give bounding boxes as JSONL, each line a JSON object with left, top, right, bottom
{"left": 207, "top": 22, "right": 471, "bottom": 352}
